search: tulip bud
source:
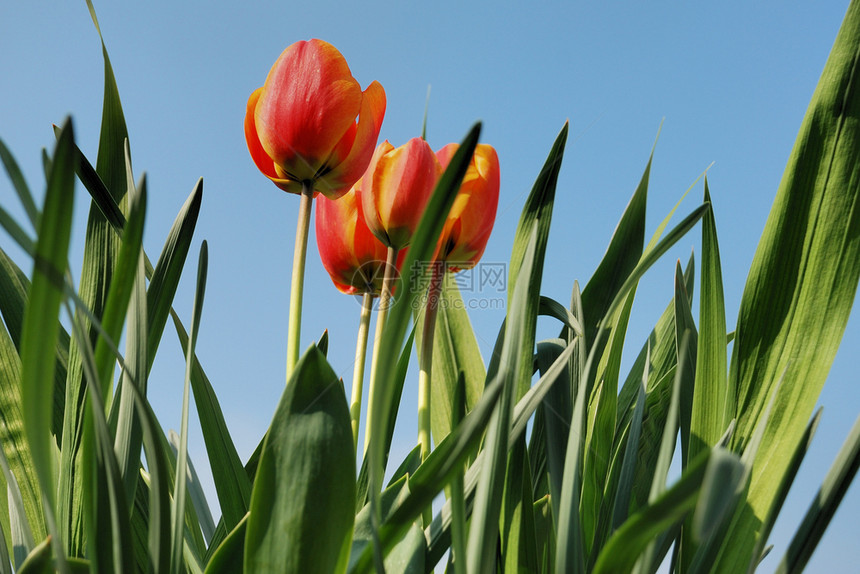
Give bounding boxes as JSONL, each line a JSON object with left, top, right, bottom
{"left": 435, "top": 143, "right": 500, "bottom": 271}
{"left": 316, "top": 180, "right": 392, "bottom": 294}
{"left": 361, "top": 138, "right": 442, "bottom": 250}
{"left": 245, "top": 39, "right": 386, "bottom": 199}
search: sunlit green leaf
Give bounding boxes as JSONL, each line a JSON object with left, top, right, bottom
{"left": 244, "top": 345, "right": 355, "bottom": 573}
{"left": 718, "top": 4, "right": 860, "bottom": 569}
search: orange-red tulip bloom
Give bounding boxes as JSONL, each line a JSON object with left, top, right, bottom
{"left": 245, "top": 39, "right": 386, "bottom": 199}
{"left": 362, "top": 138, "right": 442, "bottom": 250}
{"left": 435, "top": 143, "right": 500, "bottom": 271}
{"left": 316, "top": 179, "right": 393, "bottom": 295}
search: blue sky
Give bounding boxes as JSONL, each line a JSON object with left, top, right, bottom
{"left": 2, "top": 1, "right": 858, "bottom": 570}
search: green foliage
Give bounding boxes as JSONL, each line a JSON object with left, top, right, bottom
{"left": 1, "top": 1, "right": 859, "bottom": 573}
{"left": 243, "top": 345, "right": 355, "bottom": 573}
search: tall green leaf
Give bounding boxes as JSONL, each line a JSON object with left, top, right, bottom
{"left": 416, "top": 272, "right": 485, "bottom": 446}
{"left": 172, "top": 309, "right": 251, "bottom": 535}
{"left": 111, "top": 153, "right": 149, "bottom": 518}
{"left": 689, "top": 179, "right": 730, "bottom": 464}
{"left": 592, "top": 448, "right": 732, "bottom": 574}
{"left": 579, "top": 137, "right": 651, "bottom": 351}
{"left": 507, "top": 122, "right": 568, "bottom": 399}
{"left": 365, "top": 124, "right": 480, "bottom": 561}
{"left": 0, "top": 260, "right": 47, "bottom": 544}
{"left": 76, "top": 154, "right": 146, "bottom": 574}
{"left": 171, "top": 242, "right": 208, "bottom": 574}
{"left": 581, "top": 286, "right": 635, "bottom": 555}
{"left": 466, "top": 227, "right": 538, "bottom": 574}
{"left": 719, "top": 3, "right": 860, "bottom": 569}
{"left": 243, "top": 345, "right": 355, "bottom": 573}
{"left": 421, "top": 328, "right": 577, "bottom": 569}
{"left": 147, "top": 180, "right": 203, "bottom": 371}
{"left": 19, "top": 118, "right": 76, "bottom": 566}
{"left": 59, "top": 3, "right": 131, "bottom": 553}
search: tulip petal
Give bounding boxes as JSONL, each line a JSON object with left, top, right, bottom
{"left": 361, "top": 141, "right": 395, "bottom": 245}
{"left": 245, "top": 88, "right": 305, "bottom": 194}
{"left": 255, "top": 40, "right": 363, "bottom": 181}
{"left": 321, "top": 80, "right": 387, "bottom": 199}
{"left": 373, "top": 138, "right": 440, "bottom": 248}
{"left": 435, "top": 143, "right": 458, "bottom": 169}
{"left": 436, "top": 143, "right": 500, "bottom": 268}
{"left": 245, "top": 87, "right": 280, "bottom": 180}
{"left": 316, "top": 183, "right": 390, "bottom": 294}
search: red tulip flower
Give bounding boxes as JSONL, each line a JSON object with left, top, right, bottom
{"left": 316, "top": 179, "right": 392, "bottom": 295}
{"left": 361, "top": 138, "right": 442, "bottom": 250}
{"left": 435, "top": 143, "right": 500, "bottom": 271}
{"left": 244, "top": 39, "right": 386, "bottom": 199}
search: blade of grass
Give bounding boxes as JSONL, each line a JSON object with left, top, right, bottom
{"left": 579, "top": 131, "right": 652, "bottom": 352}
{"left": 507, "top": 122, "right": 568, "bottom": 400}
{"left": 69, "top": 153, "right": 145, "bottom": 573}
{"left": 610, "top": 374, "right": 646, "bottom": 533}
{"left": 171, "top": 309, "right": 251, "bottom": 534}
{"left": 720, "top": 3, "right": 860, "bottom": 569}
{"left": 746, "top": 409, "right": 821, "bottom": 573}
{"left": 592, "top": 448, "right": 721, "bottom": 574}
{"left": 0, "top": 423, "right": 35, "bottom": 569}
{"left": 673, "top": 260, "right": 698, "bottom": 472}
{"left": 58, "top": 2, "right": 131, "bottom": 552}
{"left": 171, "top": 241, "right": 208, "bottom": 574}
{"left": 18, "top": 118, "right": 76, "bottom": 570}
{"left": 581, "top": 286, "right": 635, "bottom": 555}
{"left": 633, "top": 339, "right": 684, "bottom": 574}
{"left": 147, "top": 180, "right": 203, "bottom": 371}
{"left": 111, "top": 169, "right": 148, "bottom": 520}
{"left": 448, "top": 373, "right": 468, "bottom": 572}
{"left": 168, "top": 431, "right": 215, "bottom": 545}
{"left": 0, "top": 293, "right": 46, "bottom": 547}
{"left": 0, "top": 138, "right": 39, "bottom": 230}
{"left": 355, "top": 329, "right": 415, "bottom": 512}
{"left": 423, "top": 332, "right": 577, "bottom": 568}
{"left": 689, "top": 180, "right": 730, "bottom": 464}
{"left": 774, "top": 412, "right": 860, "bottom": 574}
{"left": 203, "top": 514, "right": 247, "bottom": 574}
{"left": 466, "top": 227, "right": 537, "bottom": 574}
{"left": 0, "top": 518, "right": 10, "bottom": 574}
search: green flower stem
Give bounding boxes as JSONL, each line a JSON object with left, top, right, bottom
{"left": 362, "top": 245, "right": 400, "bottom": 455}
{"left": 286, "top": 181, "right": 314, "bottom": 381}
{"left": 350, "top": 292, "right": 374, "bottom": 449}
{"left": 418, "top": 262, "right": 444, "bottom": 463}
{"left": 417, "top": 261, "right": 444, "bottom": 527}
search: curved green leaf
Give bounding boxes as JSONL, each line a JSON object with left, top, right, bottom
{"left": 244, "top": 345, "right": 355, "bottom": 574}
{"left": 720, "top": 3, "right": 860, "bottom": 569}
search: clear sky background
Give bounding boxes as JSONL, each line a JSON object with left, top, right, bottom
{"left": 2, "top": 1, "right": 858, "bottom": 571}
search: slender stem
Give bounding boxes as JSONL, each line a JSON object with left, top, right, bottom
{"left": 286, "top": 182, "right": 314, "bottom": 382}
{"left": 363, "top": 245, "right": 400, "bottom": 455}
{"left": 350, "top": 292, "right": 374, "bottom": 449}
{"left": 418, "top": 261, "right": 444, "bottom": 527}
{"left": 449, "top": 375, "right": 468, "bottom": 571}
{"left": 418, "top": 262, "right": 444, "bottom": 463}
